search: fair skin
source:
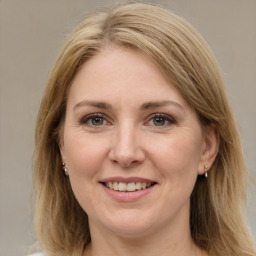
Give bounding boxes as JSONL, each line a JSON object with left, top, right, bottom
{"left": 60, "top": 46, "right": 218, "bottom": 256}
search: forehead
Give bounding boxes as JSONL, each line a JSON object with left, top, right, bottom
{"left": 68, "top": 47, "right": 188, "bottom": 107}
{"left": 73, "top": 47, "right": 165, "bottom": 87}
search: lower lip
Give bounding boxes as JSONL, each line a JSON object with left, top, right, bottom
{"left": 101, "top": 184, "right": 156, "bottom": 202}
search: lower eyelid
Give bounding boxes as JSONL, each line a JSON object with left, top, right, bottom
{"left": 79, "top": 113, "right": 114, "bottom": 128}
{"left": 147, "top": 114, "right": 175, "bottom": 124}
{"left": 78, "top": 113, "right": 175, "bottom": 126}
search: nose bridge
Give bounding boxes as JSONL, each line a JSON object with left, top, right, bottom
{"left": 109, "top": 118, "right": 145, "bottom": 167}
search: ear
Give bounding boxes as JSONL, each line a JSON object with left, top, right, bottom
{"left": 198, "top": 123, "right": 219, "bottom": 175}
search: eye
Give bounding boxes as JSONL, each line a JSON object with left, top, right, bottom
{"left": 90, "top": 116, "right": 105, "bottom": 126}
{"left": 80, "top": 113, "right": 108, "bottom": 126}
{"left": 153, "top": 116, "right": 167, "bottom": 126}
{"left": 146, "top": 113, "right": 176, "bottom": 127}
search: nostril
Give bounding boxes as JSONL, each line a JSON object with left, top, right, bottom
{"left": 109, "top": 147, "right": 146, "bottom": 168}
{"left": 111, "top": 159, "right": 139, "bottom": 168}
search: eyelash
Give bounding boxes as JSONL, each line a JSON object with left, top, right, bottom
{"left": 79, "top": 113, "right": 110, "bottom": 127}
{"left": 145, "top": 113, "right": 176, "bottom": 127}
{"left": 78, "top": 113, "right": 176, "bottom": 127}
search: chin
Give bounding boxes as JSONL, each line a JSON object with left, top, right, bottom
{"left": 107, "top": 223, "right": 155, "bottom": 239}
{"left": 97, "top": 209, "right": 161, "bottom": 238}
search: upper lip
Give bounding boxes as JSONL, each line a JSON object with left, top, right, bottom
{"left": 100, "top": 176, "right": 157, "bottom": 183}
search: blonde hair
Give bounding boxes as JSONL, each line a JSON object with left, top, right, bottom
{"left": 33, "top": 2, "right": 255, "bottom": 256}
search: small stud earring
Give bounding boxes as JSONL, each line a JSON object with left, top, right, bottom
{"left": 62, "top": 162, "right": 69, "bottom": 176}
{"left": 204, "top": 165, "right": 208, "bottom": 178}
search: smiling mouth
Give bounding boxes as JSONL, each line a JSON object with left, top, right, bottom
{"left": 102, "top": 181, "right": 156, "bottom": 192}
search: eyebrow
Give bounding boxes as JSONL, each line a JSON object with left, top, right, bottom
{"left": 140, "top": 100, "right": 184, "bottom": 111}
{"left": 73, "top": 100, "right": 112, "bottom": 112}
{"left": 73, "top": 100, "right": 184, "bottom": 112}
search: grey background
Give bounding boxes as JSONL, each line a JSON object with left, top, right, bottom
{"left": 0, "top": 0, "right": 255, "bottom": 255}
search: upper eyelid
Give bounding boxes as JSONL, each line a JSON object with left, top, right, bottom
{"left": 146, "top": 113, "right": 176, "bottom": 121}
{"left": 79, "top": 113, "right": 109, "bottom": 124}
{"left": 78, "top": 112, "right": 176, "bottom": 124}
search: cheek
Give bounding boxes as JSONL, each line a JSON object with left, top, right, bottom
{"left": 64, "top": 132, "right": 107, "bottom": 178}
{"left": 64, "top": 134, "right": 108, "bottom": 212}
{"left": 150, "top": 132, "right": 202, "bottom": 183}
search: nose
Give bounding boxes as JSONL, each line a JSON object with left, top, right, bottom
{"left": 108, "top": 122, "right": 146, "bottom": 168}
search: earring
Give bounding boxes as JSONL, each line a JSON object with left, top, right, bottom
{"left": 62, "top": 162, "right": 69, "bottom": 176}
{"left": 204, "top": 165, "right": 208, "bottom": 178}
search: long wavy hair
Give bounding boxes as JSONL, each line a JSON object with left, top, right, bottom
{"left": 33, "top": 2, "right": 255, "bottom": 256}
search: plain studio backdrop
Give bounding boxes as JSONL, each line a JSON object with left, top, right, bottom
{"left": 0, "top": 0, "right": 255, "bottom": 255}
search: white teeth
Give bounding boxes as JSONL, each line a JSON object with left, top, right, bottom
{"left": 135, "top": 182, "right": 141, "bottom": 190}
{"left": 127, "top": 182, "right": 135, "bottom": 191}
{"left": 119, "top": 182, "right": 127, "bottom": 191}
{"left": 104, "top": 181, "right": 153, "bottom": 192}
{"left": 113, "top": 181, "right": 119, "bottom": 191}
{"left": 108, "top": 181, "right": 113, "bottom": 189}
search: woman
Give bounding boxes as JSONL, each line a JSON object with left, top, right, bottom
{"left": 32, "top": 2, "right": 255, "bottom": 256}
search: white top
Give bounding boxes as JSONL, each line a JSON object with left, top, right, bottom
{"left": 28, "top": 253, "right": 43, "bottom": 256}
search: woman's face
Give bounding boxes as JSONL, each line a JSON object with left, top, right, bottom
{"left": 60, "top": 47, "right": 213, "bottom": 238}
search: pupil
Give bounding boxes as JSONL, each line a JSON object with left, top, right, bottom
{"left": 154, "top": 117, "right": 165, "bottom": 126}
{"left": 92, "top": 117, "right": 103, "bottom": 125}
